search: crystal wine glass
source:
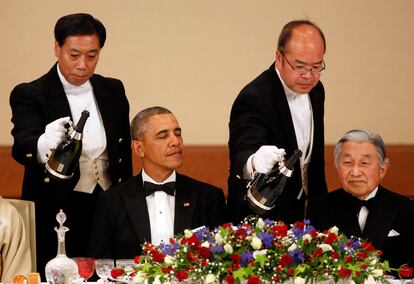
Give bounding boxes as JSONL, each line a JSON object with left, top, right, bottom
{"left": 95, "top": 259, "right": 115, "bottom": 283}
{"left": 115, "top": 259, "right": 135, "bottom": 277}
{"left": 73, "top": 257, "right": 95, "bottom": 283}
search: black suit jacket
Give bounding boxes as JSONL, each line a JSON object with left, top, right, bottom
{"left": 9, "top": 63, "right": 133, "bottom": 274}
{"left": 227, "top": 63, "right": 327, "bottom": 224}
{"left": 10, "top": 63, "right": 132, "bottom": 201}
{"left": 88, "top": 172, "right": 227, "bottom": 259}
{"left": 307, "top": 186, "right": 414, "bottom": 268}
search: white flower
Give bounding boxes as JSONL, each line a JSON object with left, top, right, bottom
{"left": 201, "top": 241, "right": 210, "bottom": 248}
{"left": 302, "top": 234, "right": 312, "bottom": 243}
{"left": 288, "top": 243, "right": 297, "bottom": 252}
{"left": 253, "top": 249, "right": 267, "bottom": 258}
{"left": 224, "top": 243, "right": 233, "bottom": 254}
{"left": 205, "top": 274, "right": 216, "bottom": 283}
{"left": 372, "top": 269, "right": 383, "bottom": 277}
{"left": 184, "top": 229, "right": 193, "bottom": 238}
{"left": 215, "top": 233, "right": 224, "bottom": 245}
{"left": 364, "top": 275, "right": 376, "bottom": 284}
{"left": 165, "top": 255, "right": 175, "bottom": 264}
{"left": 251, "top": 236, "right": 262, "bottom": 250}
{"left": 329, "top": 226, "right": 339, "bottom": 235}
{"left": 132, "top": 272, "right": 147, "bottom": 283}
{"left": 294, "top": 276, "right": 306, "bottom": 284}
{"left": 256, "top": 218, "right": 265, "bottom": 229}
{"left": 318, "top": 243, "right": 333, "bottom": 252}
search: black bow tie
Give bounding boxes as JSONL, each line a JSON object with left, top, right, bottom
{"left": 352, "top": 196, "right": 375, "bottom": 212}
{"left": 143, "top": 181, "right": 175, "bottom": 196}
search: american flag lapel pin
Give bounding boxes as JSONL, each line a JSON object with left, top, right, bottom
{"left": 183, "top": 201, "right": 190, "bottom": 207}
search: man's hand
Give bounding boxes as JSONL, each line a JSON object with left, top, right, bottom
{"left": 252, "top": 145, "right": 286, "bottom": 174}
{"left": 45, "top": 116, "right": 71, "bottom": 149}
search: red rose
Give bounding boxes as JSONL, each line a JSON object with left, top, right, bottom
{"left": 360, "top": 241, "right": 375, "bottom": 252}
{"left": 176, "top": 271, "right": 189, "bottom": 281}
{"left": 110, "top": 268, "right": 125, "bottom": 279}
{"left": 338, "top": 268, "right": 351, "bottom": 278}
{"left": 230, "top": 253, "right": 241, "bottom": 264}
{"left": 199, "top": 246, "right": 211, "bottom": 259}
{"left": 312, "top": 248, "right": 323, "bottom": 258}
{"left": 361, "top": 264, "right": 368, "bottom": 269}
{"left": 399, "top": 265, "right": 413, "bottom": 278}
{"left": 330, "top": 251, "right": 339, "bottom": 259}
{"left": 247, "top": 275, "right": 261, "bottom": 284}
{"left": 280, "top": 253, "right": 292, "bottom": 267}
{"left": 272, "top": 224, "right": 288, "bottom": 238}
{"left": 187, "top": 265, "right": 194, "bottom": 271}
{"left": 232, "top": 263, "right": 240, "bottom": 270}
{"left": 294, "top": 221, "right": 305, "bottom": 230}
{"left": 225, "top": 275, "right": 235, "bottom": 284}
{"left": 273, "top": 276, "right": 280, "bottom": 283}
{"left": 356, "top": 252, "right": 367, "bottom": 260}
{"left": 202, "top": 259, "right": 208, "bottom": 267}
{"left": 344, "top": 255, "right": 353, "bottom": 263}
{"left": 187, "top": 234, "right": 200, "bottom": 249}
{"left": 324, "top": 233, "right": 337, "bottom": 245}
{"left": 134, "top": 256, "right": 140, "bottom": 264}
{"left": 152, "top": 251, "right": 165, "bottom": 263}
{"left": 287, "top": 268, "right": 295, "bottom": 276}
{"left": 187, "top": 252, "right": 198, "bottom": 262}
{"left": 236, "top": 228, "right": 247, "bottom": 241}
{"left": 222, "top": 223, "right": 232, "bottom": 229}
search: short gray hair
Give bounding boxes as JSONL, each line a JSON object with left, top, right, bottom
{"left": 334, "top": 128, "right": 389, "bottom": 168}
{"left": 131, "top": 106, "right": 172, "bottom": 140}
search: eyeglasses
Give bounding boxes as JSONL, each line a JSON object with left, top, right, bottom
{"left": 280, "top": 52, "right": 326, "bottom": 75}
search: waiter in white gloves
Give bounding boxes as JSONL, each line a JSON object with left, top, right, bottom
{"left": 9, "top": 13, "right": 132, "bottom": 278}
{"left": 227, "top": 19, "right": 328, "bottom": 224}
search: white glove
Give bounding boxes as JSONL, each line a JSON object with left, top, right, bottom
{"left": 252, "top": 145, "right": 286, "bottom": 174}
{"left": 44, "top": 116, "right": 72, "bottom": 149}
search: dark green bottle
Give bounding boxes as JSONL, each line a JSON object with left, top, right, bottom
{"left": 46, "top": 110, "right": 90, "bottom": 180}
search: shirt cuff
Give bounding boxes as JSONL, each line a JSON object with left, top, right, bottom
{"left": 243, "top": 154, "right": 255, "bottom": 180}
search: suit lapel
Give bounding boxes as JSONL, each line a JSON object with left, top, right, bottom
{"left": 122, "top": 174, "right": 152, "bottom": 243}
{"left": 46, "top": 64, "right": 72, "bottom": 120}
{"left": 363, "top": 187, "right": 398, "bottom": 247}
{"left": 333, "top": 190, "right": 362, "bottom": 238}
{"left": 174, "top": 174, "right": 197, "bottom": 234}
{"left": 270, "top": 66, "right": 298, "bottom": 150}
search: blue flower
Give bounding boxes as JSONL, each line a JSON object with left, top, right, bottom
{"left": 258, "top": 231, "right": 273, "bottom": 248}
{"left": 289, "top": 247, "right": 305, "bottom": 265}
{"left": 240, "top": 251, "right": 253, "bottom": 266}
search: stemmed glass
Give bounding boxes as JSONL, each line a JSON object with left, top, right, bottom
{"left": 115, "top": 259, "right": 135, "bottom": 279}
{"left": 73, "top": 257, "right": 95, "bottom": 283}
{"left": 95, "top": 259, "right": 115, "bottom": 283}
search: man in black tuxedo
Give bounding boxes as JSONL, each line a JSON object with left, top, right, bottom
{"left": 307, "top": 128, "right": 414, "bottom": 269}
{"left": 228, "top": 20, "right": 328, "bottom": 224}
{"left": 9, "top": 13, "right": 132, "bottom": 276}
{"left": 88, "top": 106, "right": 226, "bottom": 259}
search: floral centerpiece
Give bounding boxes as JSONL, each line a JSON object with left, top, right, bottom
{"left": 112, "top": 216, "right": 402, "bottom": 284}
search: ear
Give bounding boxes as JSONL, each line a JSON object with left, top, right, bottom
{"left": 132, "top": 140, "right": 145, "bottom": 158}
{"left": 275, "top": 50, "right": 283, "bottom": 68}
{"left": 54, "top": 41, "right": 60, "bottom": 58}
{"left": 379, "top": 162, "right": 389, "bottom": 181}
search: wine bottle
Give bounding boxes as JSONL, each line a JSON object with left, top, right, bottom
{"left": 246, "top": 149, "right": 302, "bottom": 215}
{"left": 45, "top": 110, "right": 90, "bottom": 180}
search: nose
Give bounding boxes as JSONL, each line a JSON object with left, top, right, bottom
{"left": 169, "top": 134, "right": 181, "bottom": 147}
{"left": 76, "top": 55, "right": 87, "bottom": 70}
{"left": 351, "top": 165, "right": 361, "bottom": 176}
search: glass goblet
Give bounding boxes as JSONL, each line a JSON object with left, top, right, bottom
{"left": 95, "top": 259, "right": 115, "bottom": 283}
{"left": 115, "top": 259, "right": 135, "bottom": 277}
{"left": 73, "top": 257, "right": 95, "bottom": 283}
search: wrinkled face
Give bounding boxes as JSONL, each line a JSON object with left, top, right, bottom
{"left": 54, "top": 34, "right": 100, "bottom": 86}
{"left": 133, "top": 113, "right": 184, "bottom": 180}
{"left": 275, "top": 25, "right": 325, "bottom": 94}
{"left": 337, "top": 141, "right": 388, "bottom": 199}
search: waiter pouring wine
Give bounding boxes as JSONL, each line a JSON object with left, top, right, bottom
{"left": 9, "top": 13, "right": 132, "bottom": 278}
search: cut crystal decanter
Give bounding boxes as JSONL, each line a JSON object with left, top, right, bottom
{"left": 45, "top": 209, "right": 81, "bottom": 284}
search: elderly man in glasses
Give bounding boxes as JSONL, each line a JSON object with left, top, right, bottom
{"left": 228, "top": 19, "right": 328, "bottom": 224}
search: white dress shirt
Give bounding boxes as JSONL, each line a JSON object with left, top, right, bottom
{"left": 142, "top": 169, "right": 176, "bottom": 245}
{"left": 57, "top": 65, "right": 111, "bottom": 193}
{"left": 244, "top": 68, "right": 314, "bottom": 199}
{"left": 358, "top": 187, "right": 378, "bottom": 232}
